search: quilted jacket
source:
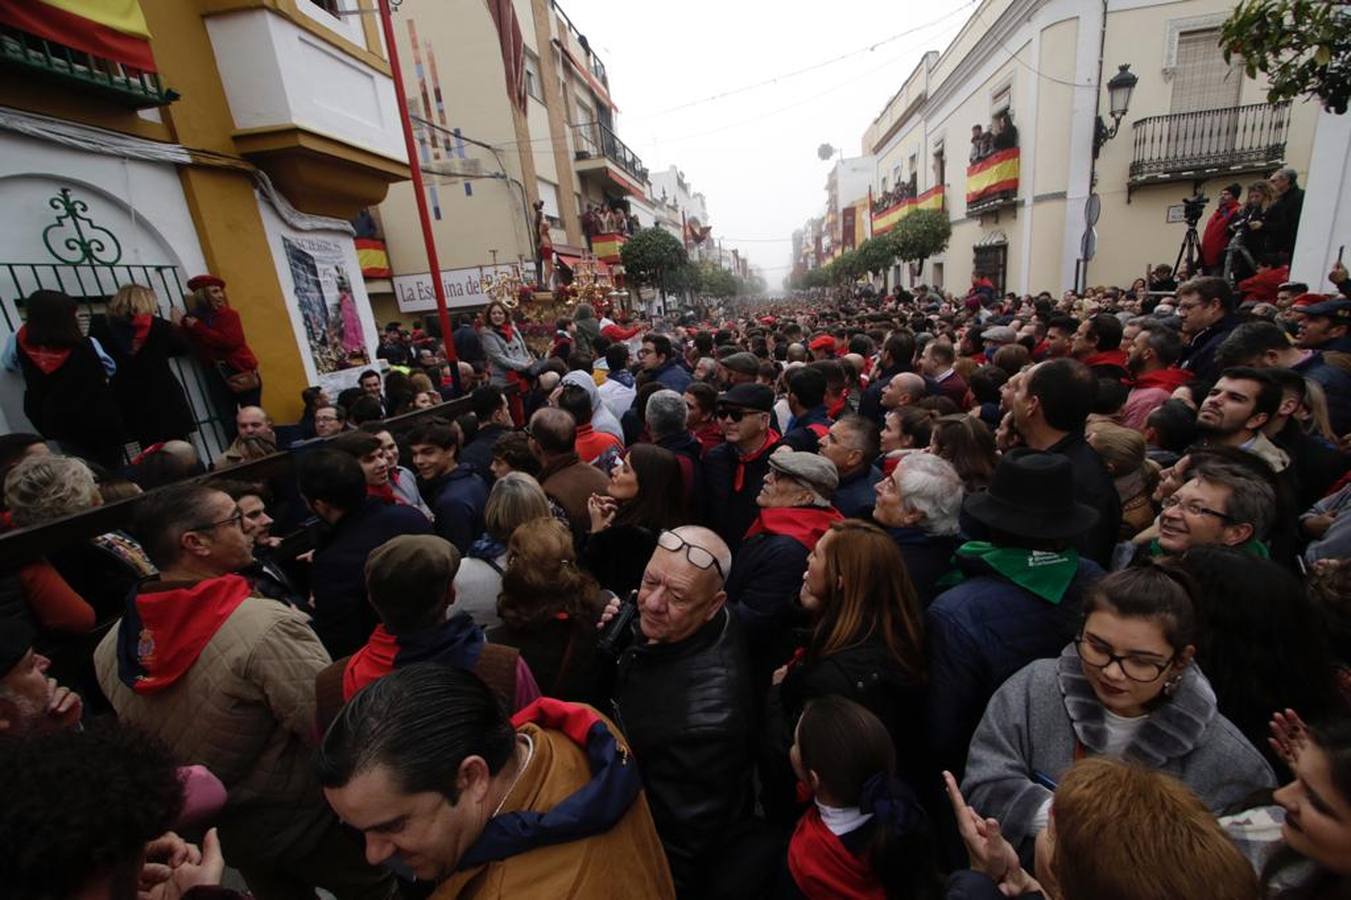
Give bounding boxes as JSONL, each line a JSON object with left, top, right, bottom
{"left": 94, "top": 595, "right": 335, "bottom": 868}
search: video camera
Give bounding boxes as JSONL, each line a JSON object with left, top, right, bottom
{"left": 1181, "top": 194, "right": 1209, "bottom": 228}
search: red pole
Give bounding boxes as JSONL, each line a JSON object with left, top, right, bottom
{"left": 377, "top": 0, "right": 460, "bottom": 384}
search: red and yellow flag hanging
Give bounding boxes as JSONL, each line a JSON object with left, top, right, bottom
{"left": 871, "top": 185, "right": 946, "bottom": 236}
{"left": 355, "top": 238, "right": 391, "bottom": 279}
{"left": 592, "top": 232, "right": 627, "bottom": 264}
{"left": 0, "top": 0, "right": 156, "bottom": 72}
{"left": 966, "top": 147, "right": 1020, "bottom": 206}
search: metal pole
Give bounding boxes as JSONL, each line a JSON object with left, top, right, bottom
{"left": 377, "top": 0, "right": 460, "bottom": 383}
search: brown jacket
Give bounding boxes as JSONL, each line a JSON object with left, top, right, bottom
{"left": 434, "top": 717, "right": 675, "bottom": 900}
{"left": 539, "top": 453, "right": 609, "bottom": 540}
{"left": 94, "top": 595, "right": 334, "bottom": 867}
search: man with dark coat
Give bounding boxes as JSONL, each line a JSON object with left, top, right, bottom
{"left": 724, "top": 448, "right": 843, "bottom": 687}
{"left": 640, "top": 333, "right": 692, "bottom": 393}
{"left": 924, "top": 450, "right": 1103, "bottom": 778}
{"left": 817, "top": 414, "right": 879, "bottom": 519}
{"left": 528, "top": 407, "right": 609, "bottom": 547}
{"left": 858, "top": 331, "right": 916, "bottom": 426}
{"left": 779, "top": 366, "right": 832, "bottom": 453}
{"left": 405, "top": 421, "right": 488, "bottom": 554}
{"left": 702, "top": 384, "right": 781, "bottom": 553}
{"left": 1177, "top": 276, "right": 1242, "bottom": 386}
{"left": 459, "top": 385, "right": 514, "bottom": 480}
{"left": 1006, "top": 359, "right": 1121, "bottom": 566}
{"left": 646, "top": 389, "right": 705, "bottom": 513}
{"left": 613, "top": 527, "right": 763, "bottom": 898}
{"left": 299, "top": 449, "right": 433, "bottom": 659}
{"left": 1265, "top": 167, "right": 1305, "bottom": 257}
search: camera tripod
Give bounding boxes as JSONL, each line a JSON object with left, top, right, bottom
{"left": 1174, "top": 220, "right": 1202, "bottom": 279}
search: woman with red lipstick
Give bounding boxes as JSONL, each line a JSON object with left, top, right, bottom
{"left": 960, "top": 565, "right": 1276, "bottom": 865}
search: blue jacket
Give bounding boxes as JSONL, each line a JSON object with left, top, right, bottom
{"left": 311, "top": 499, "right": 434, "bottom": 658}
{"left": 832, "top": 467, "right": 877, "bottom": 520}
{"left": 886, "top": 526, "right": 962, "bottom": 607}
{"left": 780, "top": 405, "right": 831, "bottom": 453}
{"left": 651, "top": 358, "right": 692, "bottom": 393}
{"left": 924, "top": 552, "right": 1103, "bottom": 777}
{"left": 420, "top": 464, "right": 489, "bottom": 553}
{"left": 725, "top": 531, "right": 810, "bottom": 675}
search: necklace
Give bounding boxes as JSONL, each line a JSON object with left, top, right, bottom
{"left": 491, "top": 733, "right": 534, "bottom": 818}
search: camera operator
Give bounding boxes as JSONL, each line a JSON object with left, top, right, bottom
{"left": 1200, "top": 183, "right": 1242, "bottom": 276}
{"left": 1225, "top": 180, "right": 1275, "bottom": 282}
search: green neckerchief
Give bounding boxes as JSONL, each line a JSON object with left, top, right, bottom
{"left": 1148, "top": 537, "right": 1270, "bottom": 559}
{"left": 946, "top": 541, "right": 1081, "bottom": 605}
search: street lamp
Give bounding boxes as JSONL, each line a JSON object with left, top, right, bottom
{"left": 1093, "top": 63, "right": 1138, "bottom": 157}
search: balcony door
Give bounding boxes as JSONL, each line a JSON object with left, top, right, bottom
{"left": 1168, "top": 30, "right": 1242, "bottom": 164}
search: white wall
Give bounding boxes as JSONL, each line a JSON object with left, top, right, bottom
{"left": 1292, "top": 109, "right": 1350, "bottom": 290}
{"left": 206, "top": 8, "right": 406, "bottom": 164}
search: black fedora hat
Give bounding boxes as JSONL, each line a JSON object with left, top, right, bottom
{"left": 963, "top": 449, "right": 1099, "bottom": 541}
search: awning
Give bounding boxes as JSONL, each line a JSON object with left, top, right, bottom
{"left": 556, "top": 253, "right": 610, "bottom": 275}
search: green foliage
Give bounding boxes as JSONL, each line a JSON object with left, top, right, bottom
{"left": 888, "top": 209, "right": 952, "bottom": 263}
{"left": 1220, "top": 0, "right": 1351, "bottom": 113}
{"left": 693, "top": 260, "right": 739, "bottom": 297}
{"left": 620, "top": 227, "right": 688, "bottom": 290}
{"left": 824, "top": 250, "right": 859, "bottom": 285}
{"left": 855, "top": 236, "right": 897, "bottom": 277}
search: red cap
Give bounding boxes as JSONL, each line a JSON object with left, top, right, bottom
{"left": 186, "top": 274, "right": 225, "bottom": 291}
{"left": 1291, "top": 292, "right": 1323, "bottom": 309}
{"left": 809, "top": 334, "right": 835, "bottom": 352}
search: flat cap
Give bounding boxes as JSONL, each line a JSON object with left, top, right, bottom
{"left": 365, "top": 534, "right": 462, "bottom": 610}
{"left": 982, "top": 325, "right": 1017, "bottom": 344}
{"left": 768, "top": 445, "right": 838, "bottom": 503}
{"left": 721, "top": 352, "right": 761, "bottom": 376}
{"left": 718, "top": 383, "right": 774, "bottom": 412}
{"left": 1299, "top": 297, "right": 1351, "bottom": 322}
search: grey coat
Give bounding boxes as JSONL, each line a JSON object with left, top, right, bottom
{"left": 962, "top": 644, "right": 1275, "bottom": 862}
{"left": 479, "top": 326, "right": 533, "bottom": 386}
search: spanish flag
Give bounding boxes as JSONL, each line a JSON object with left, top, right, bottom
{"left": 592, "top": 232, "right": 626, "bottom": 264}
{"left": 872, "top": 186, "right": 946, "bottom": 235}
{"left": 966, "top": 148, "right": 1019, "bottom": 206}
{"left": 355, "top": 238, "right": 391, "bottom": 278}
{"left": 0, "top": 0, "right": 156, "bottom": 72}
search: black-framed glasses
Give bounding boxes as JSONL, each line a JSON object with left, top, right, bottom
{"left": 714, "top": 406, "right": 746, "bottom": 422}
{"left": 657, "top": 530, "right": 725, "bottom": 581}
{"left": 1074, "top": 635, "right": 1174, "bottom": 683}
{"left": 189, "top": 508, "right": 244, "bottom": 534}
{"left": 1160, "top": 493, "right": 1232, "bottom": 522}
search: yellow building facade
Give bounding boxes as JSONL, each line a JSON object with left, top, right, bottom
{"left": 0, "top": 0, "right": 409, "bottom": 455}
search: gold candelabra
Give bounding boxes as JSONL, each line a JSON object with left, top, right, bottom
{"left": 479, "top": 250, "right": 528, "bottom": 309}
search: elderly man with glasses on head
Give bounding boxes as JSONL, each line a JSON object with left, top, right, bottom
{"left": 611, "top": 525, "right": 767, "bottom": 899}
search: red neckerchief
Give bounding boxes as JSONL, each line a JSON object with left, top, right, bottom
{"left": 1132, "top": 366, "right": 1192, "bottom": 392}
{"left": 343, "top": 625, "right": 398, "bottom": 700}
{"left": 745, "top": 506, "right": 844, "bottom": 551}
{"left": 131, "top": 314, "right": 152, "bottom": 353}
{"left": 130, "top": 442, "right": 166, "bottom": 466}
{"left": 827, "top": 390, "right": 849, "bottom": 420}
{"left": 367, "top": 481, "right": 399, "bottom": 505}
{"left": 1081, "top": 349, "right": 1130, "bottom": 371}
{"left": 881, "top": 455, "right": 901, "bottom": 478}
{"left": 117, "top": 575, "right": 252, "bottom": 694}
{"left": 733, "top": 429, "right": 780, "bottom": 492}
{"left": 496, "top": 322, "right": 517, "bottom": 343}
{"left": 16, "top": 327, "right": 72, "bottom": 374}
{"left": 1031, "top": 338, "right": 1050, "bottom": 361}
{"left": 787, "top": 804, "right": 885, "bottom": 900}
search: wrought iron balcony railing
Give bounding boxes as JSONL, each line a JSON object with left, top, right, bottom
{"left": 0, "top": 25, "right": 176, "bottom": 109}
{"left": 1129, "top": 101, "right": 1290, "bottom": 183}
{"left": 572, "top": 122, "right": 648, "bottom": 183}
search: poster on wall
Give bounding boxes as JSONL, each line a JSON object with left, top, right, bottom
{"left": 283, "top": 235, "right": 369, "bottom": 375}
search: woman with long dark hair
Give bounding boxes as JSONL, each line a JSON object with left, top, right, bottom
{"left": 765, "top": 521, "right": 929, "bottom": 817}
{"left": 4, "top": 289, "right": 123, "bottom": 466}
{"left": 928, "top": 414, "right": 998, "bottom": 492}
{"left": 90, "top": 284, "right": 195, "bottom": 446}
{"left": 583, "top": 444, "right": 688, "bottom": 597}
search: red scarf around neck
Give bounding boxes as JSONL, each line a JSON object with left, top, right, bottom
{"left": 745, "top": 506, "right": 844, "bottom": 551}
{"left": 787, "top": 805, "right": 885, "bottom": 899}
{"left": 367, "top": 481, "right": 399, "bottom": 505}
{"left": 496, "top": 322, "right": 517, "bottom": 343}
{"left": 16, "top": 327, "right": 72, "bottom": 374}
{"left": 130, "top": 313, "right": 153, "bottom": 353}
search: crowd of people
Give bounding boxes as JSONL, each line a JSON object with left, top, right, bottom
{"left": 1, "top": 254, "right": 1350, "bottom": 900}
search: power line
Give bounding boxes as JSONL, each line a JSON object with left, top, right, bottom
{"left": 636, "top": 1, "right": 979, "bottom": 117}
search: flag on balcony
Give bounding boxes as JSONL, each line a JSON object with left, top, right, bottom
{"left": 592, "top": 233, "right": 627, "bottom": 264}
{"left": 871, "top": 186, "right": 945, "bottom": 235}
{"left": 355, "top": 238, "right": 391, "bottom": 279}
{"left": 966, "top": 148, "right": 1020, "bottom": 206}
{"left": 0, "top": 0, "right": 157, "bottom": 72}
{"left": 485, "top": 0, "right": 525, "bottom": 113}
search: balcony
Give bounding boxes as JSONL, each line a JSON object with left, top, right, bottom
{"left": 0, "top": 26, "right": 175, "bottom": 109}
{"left": 572, "top": 122, "right": 648, "bottom": 196}
{"left": 1129, "top": 101, "right": 1291, "bottom": 188}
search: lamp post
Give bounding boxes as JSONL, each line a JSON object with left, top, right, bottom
{"left": 1093, "top": 64, "right": 1138, "bottom": 158}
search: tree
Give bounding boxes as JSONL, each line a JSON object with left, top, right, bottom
{"left": 855, "top": 236, "right": 897, "bottom": 278}
{"left": 693, "top": 260, "right": 738, "bottom": 298}
{"left": 825, "top": 250, "right": 863, "bottom": 286}
{"left": 1220, "top": 0, "right": 1351, "bottom": 113}
{"left": 621, "top": 227, "right": 688, "bottom": 296}
{"left": 888, "top": 209, "right": 952, "bottom": 266}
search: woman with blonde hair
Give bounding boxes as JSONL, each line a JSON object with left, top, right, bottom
{"left": 1086, "top": 421, "right": 1158, "bottom": 540}
{"left": 488, "top": 517, "right": 608, "bottom": 705}
{"left": 174, "top": 273, "right": 260, "bottom": 433}
{"left": 764, "top": 520, "right": 929, "bottom": 816}
{"left": 452, "top": 471, "right": 552, "bottom": 627}
{"left": 90, "top": 284, "right": 195, "bottom": 446}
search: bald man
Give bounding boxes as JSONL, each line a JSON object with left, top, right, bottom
{"left": 612, "top": 525, "right": 758, "bottom": 896}
{"left": 881, "top": 372, "right": 927, "bottom": 411}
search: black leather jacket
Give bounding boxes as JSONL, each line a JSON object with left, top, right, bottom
{"left": 613, "top": 607, "right": 756, "bottom": 897}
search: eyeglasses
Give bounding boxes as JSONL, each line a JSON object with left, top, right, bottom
{"left": 1160, "top": 493, "right": 1233, "bottom": 522}
{"left": 715, "top": 406, "right": 747, "bottom": 422}
{"left": 189, "top": 508, "right": 244, "bottom": 534}
{"left": 657, "top": 530, "right": 725, "bottom": 581}
{"left": 1075, "top": 635, "right": 1175, "bottom": 683}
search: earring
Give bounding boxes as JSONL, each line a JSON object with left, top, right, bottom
{"left": 1163, "top": 672, "right": 1183, "bottom": 696}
